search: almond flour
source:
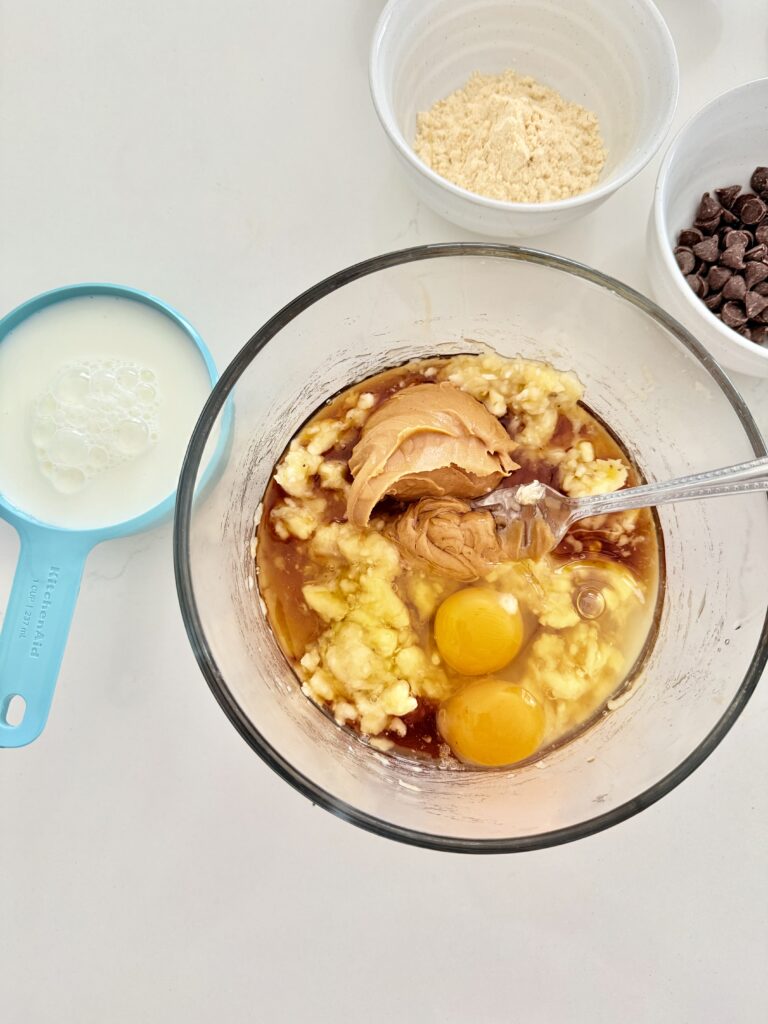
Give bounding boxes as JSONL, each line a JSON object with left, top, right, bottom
{"left": 414, "top": 69, "right": 606, "bottom": 203}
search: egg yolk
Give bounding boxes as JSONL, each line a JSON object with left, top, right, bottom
{"left": 438, "top": 678, "right": 545, "bottom": 766}
{"left": 434, "top": 587, "right": 523, "bottom": 676}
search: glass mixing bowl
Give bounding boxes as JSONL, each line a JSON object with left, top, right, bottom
{"left": 174, "top": 245, "right": 768, "bottom": 853}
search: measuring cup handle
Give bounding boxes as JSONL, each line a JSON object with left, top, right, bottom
{"left": 0, "top": 524, "right": 92, "bottom": 747}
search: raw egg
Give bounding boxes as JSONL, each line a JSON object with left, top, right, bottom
{"left": 438, "top": 678, "right": 545, "bottom": 766}
{"left": 434, "top": 587, "right": 523, "bottom": 676}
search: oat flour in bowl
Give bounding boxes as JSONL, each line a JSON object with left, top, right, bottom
{"left": 414, "top": 70, "right": 606, "bottom": 203}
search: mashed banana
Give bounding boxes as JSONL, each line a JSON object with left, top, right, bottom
{"left": 525, "top": 622, "right": 624, "bottom": 702}
{"left": 274, "top": 390, "right": 373, "bottom": 500}
{"left": 299, "top": 523, "right": 450, "bottom": 734}
{"left": 558, "top": 440, "right": 628, "bottom": 497}
{"left": 438, "top": 352, "right": 583, "bottom": 446}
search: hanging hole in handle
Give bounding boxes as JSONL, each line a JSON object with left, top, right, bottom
{"left": 3, "top": 694, "right": 27, "bottom": 727}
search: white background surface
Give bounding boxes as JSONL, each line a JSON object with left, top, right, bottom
{"left": 1, "top": 1, "right": 767, "bottom": 1021}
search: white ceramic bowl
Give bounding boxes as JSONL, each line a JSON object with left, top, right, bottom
{"left": 648, "top": 78, "right": 768, "bottom": 378}
{"left": 370, "top": 0, "right": 678, "bottom": 239}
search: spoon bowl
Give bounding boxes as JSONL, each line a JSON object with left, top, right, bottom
{"left": 475, "top": 456, "right": 768, "bottom": 558}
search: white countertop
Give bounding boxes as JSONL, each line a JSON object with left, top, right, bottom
{"left": 2, "top": 1, "right": 767, "bottom": 1020}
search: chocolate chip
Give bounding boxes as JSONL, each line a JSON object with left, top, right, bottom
{"left": 720, "top": 208, "right": 738, "bottom": 227}
{"left": 716, "top": 185, "right": 742, "bottom": 209}
{"left": 694, "top": 215, "right": 721, "bottom": 234}
{"left": 723, "top": 229, "right": 752, "bottom": 249}
{"left": 738, "top": 326, "right": 753, "bottom": 340}
{"left": 755, "top": 224, "right": 768, "bottom": 245}
{"left": 692, "top": 236, "right": 719, "bottom": 262}
{"left": 697, "top": 192, "right": 721, "bottom": 221}
{"left": 722, "top": 301, "right": 748, "bottom": 328}
{"left": 674, "top": 247, "right": 696, "bottom": 274}
{"left": 723, "top": 274, "right": 747, "bottom": 301}
{"left": 686, "top": 274, "right": 706, "bottom": 297}
{"left": 750, "top": 167, "right": 768, "bottom": 196}
{"left": 721, "top": 245, "right": 747, "bottom": 270}
{"left": 704, "top": 291, "right": 723, "bottom": 312}
{"left": 745, "top": 291, "right": 768, "bottom": 319}
{"left": 708, "top": 264, "right": 732, "bottom": 291}
{"left": 734, "top": 193, "right": 767, "bottom": 225}
{"left": 678, "top": 228, "right": 703, "bottom": 248}
{"left": 753, "top": 281, "right": 768, "bottom": 297}
{"left": 746, "top": 243, "right": 768, "bottom": 262}
{"left": 745, "top": 262, "right": 768, "bottom": 289}
{"left": 751, "top": 325, "right": 768, "bottom": 344}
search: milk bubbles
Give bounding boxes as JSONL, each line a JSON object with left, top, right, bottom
{"left": 32, "top": 360, "right": 161, "bottom": 494}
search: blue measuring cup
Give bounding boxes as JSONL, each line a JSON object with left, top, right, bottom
{"left": 0, "top": 283, "right": 228, "bottom": 747}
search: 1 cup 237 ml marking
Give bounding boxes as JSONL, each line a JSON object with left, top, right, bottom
{"left": 17, "top": 566, "right": 60, "bottom": 657}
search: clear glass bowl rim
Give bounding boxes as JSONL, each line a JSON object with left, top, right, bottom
{"left": 173, "top": 243, "right": 768, "bottom": 854}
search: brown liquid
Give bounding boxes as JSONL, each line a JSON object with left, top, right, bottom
{"left": 256, "top": 358, "right": 663, "bottom": 763}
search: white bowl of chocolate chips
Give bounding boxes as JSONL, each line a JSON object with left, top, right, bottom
{"left": 649, "top": 77, "right": 768, "bottom": 378}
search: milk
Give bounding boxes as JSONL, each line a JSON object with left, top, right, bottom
{"left": 0, "top": 296, "right": 213, "bottom": 529}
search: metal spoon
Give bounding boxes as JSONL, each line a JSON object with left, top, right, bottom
{"left": 473, "top": 456, "right": 768, "bottom": 557}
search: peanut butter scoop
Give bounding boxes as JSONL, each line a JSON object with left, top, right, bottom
{"left": 347, "top": 382, "right": 518, "bottom": 527}
{"left": 389, "top": 496, "right": 555, "bottom": 581}
{"left": 387, "top": 497, "right": 502, "bottom": 581}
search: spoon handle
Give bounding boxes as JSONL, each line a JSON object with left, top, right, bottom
{"left": 570, "top": 456, "right": 768, "bottom": 520}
